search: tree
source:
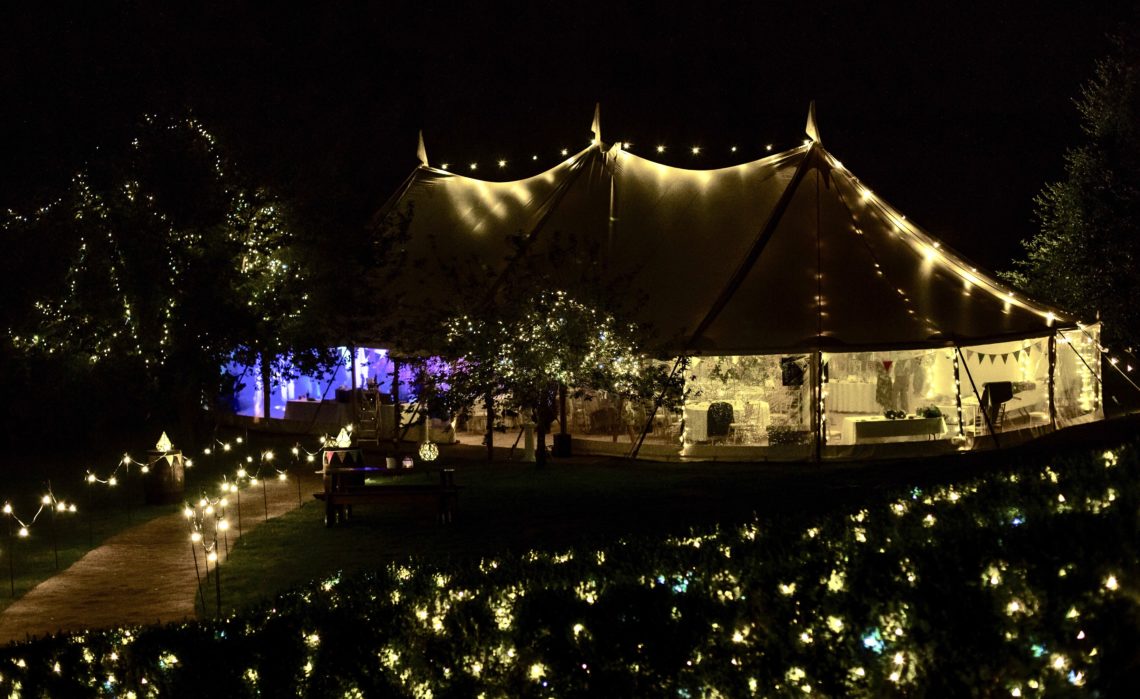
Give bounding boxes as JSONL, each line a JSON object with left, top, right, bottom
{"left": 1004, "top": 32, "right": 1140, "bottom": 349}
{"left": 410, "top": 233, "right": 685, "bottom": 466}
{"left": 5, "top": 114, "right": 336, "bottom": 441}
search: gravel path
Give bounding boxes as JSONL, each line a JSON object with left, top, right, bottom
{"left": 0, "top": 472, "right": 321, "bottom": 646}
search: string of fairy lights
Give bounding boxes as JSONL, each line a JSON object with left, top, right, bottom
{"left": 432, "top": 139, "right": 785, "bottom": 173}
{"left": 2, "top": 488, "right": 77, "bottom": 539}
{"left": 6, "top": 115, "right": 311, "bottom": 372}
{"left": 0, "top": 443, "right": 1130, "bottom": 694}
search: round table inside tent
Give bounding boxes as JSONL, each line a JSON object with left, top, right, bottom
{"left": 143, "top": 449, "right": 185, "bottom": 505}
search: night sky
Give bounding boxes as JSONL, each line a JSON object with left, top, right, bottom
{"left": 2, "top": 2, "right": 1132, "bottom": 272}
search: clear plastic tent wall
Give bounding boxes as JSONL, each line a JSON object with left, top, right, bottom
{"left": 377, "top": 120, "right": 1104, "bottom": 460}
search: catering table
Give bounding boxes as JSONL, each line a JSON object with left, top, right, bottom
{"left": 825, "top": 381, "right": 877, "bottom": 413}
{"left": 841, "top": 416, "right": 947, "bottom": 444}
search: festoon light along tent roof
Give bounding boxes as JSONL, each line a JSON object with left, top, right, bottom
{"left": 373, "top": 104, "right": 1077, "bottom": 355}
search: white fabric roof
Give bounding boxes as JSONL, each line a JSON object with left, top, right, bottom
{"left": 374, "top": 133, "right": 1075, "bottom": 355}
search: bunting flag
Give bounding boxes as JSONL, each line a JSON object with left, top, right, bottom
{"left": 964, "top": 340, "right": 1044, "bottom": 364}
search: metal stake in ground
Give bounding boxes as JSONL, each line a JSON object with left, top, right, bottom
{"left": 190, "top": 538, "right": 206, "bottom": 616}
{"left": 235, "top": 487, "right": 242, "bottom": 538}
{"left": 85, "top": 484, "right": 93, "bottom": 549}
{"left": 48, "top": 492, "right": 59, "bottom": 570}
{"left": 211, "top": 540, "right": 222, "bottom": 618}
{"left": 124, "top": 467, "right": 132, "bottom": 525}
{"left": 261, "top": 477, "right": 269, "bottom": 522}
{"left": 6, "top": 518, "right": 14, "bottom": 597}
{"left": 293, "top": 444, "right": 303, "bottom": 508}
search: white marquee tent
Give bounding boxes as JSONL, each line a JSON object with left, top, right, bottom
{"left": 372, "top": 106, "right": 1103, "bottom": 460}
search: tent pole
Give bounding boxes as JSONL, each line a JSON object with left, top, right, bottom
{"left": 813, "top": 351, "right": 823, "bottom": 462}
{"left": 813, "top": 165, "right": 823, "bottom": 462}
{"left": 1048, "top": 335, "right": 1057, "bottom": 430}
{"left": 956, "top": 347, "right": 1000, "bottom": 449}
{"left": 629, "top": 356, "right": 685, "bottom": 460}
{"left": 350, "top": 344, "right": 358, "bottom": 427}
{"left": 391, "top": 357, "right": 401, "bottom": 447}
{"left": 952, "top": 349, "right": 964, "bottom": 437}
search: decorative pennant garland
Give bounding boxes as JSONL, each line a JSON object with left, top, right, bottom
{"left": 963, "top": 341, "right": 1045, "bottom": 365}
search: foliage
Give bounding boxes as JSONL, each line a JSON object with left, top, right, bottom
{"left": 1004, "top": 33, "right": 1140, "bottom": 348}
{"left": 3, "top": 115, "right": 337, "bottom": 432}
{"left": 3, "top": 442, "right": 1140, "bottom": 695}
{"left": 409, "top": 232, "right": 684, "bottom": 462}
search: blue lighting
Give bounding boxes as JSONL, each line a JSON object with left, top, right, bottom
{"left": 862, "top": 628, "right": 885, "bottom": 654}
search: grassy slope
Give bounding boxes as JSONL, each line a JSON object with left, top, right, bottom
{"left": 217, "top": 452, "right": 1001, "bottom": 613}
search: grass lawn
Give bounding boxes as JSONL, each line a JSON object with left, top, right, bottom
{"left": 216, "top": 450, "right": 1005, "bottom": 614}
{"left": 0, "top": 425, "right": 300, "bottom": 613}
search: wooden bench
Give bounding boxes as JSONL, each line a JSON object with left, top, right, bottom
{"left": 314, "top": 467, "right": 459, "bottom": 527}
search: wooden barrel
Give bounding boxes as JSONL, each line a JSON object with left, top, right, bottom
{"left": 144, "top": 450, "right": 186, "bottom": 505}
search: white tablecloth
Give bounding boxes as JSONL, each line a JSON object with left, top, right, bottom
{"left": 841, "top": 416, "right": 947, "bottom": 444}
{"left": 826, "top": 382, "right": 877, "bottom": 413}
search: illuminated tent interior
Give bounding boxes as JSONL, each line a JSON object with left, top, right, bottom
{"left": 362, "top": 106, "right": 1105, "bottom": 459}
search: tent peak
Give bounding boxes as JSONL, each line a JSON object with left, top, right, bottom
{"left": 591, "top": 103, "right": 602, "bottom": 147}
{"left": 416, "top": 130, "right": 428, "bottom": 167}
{"left": 805, "top": 100, "right": 821, "bottom": 145}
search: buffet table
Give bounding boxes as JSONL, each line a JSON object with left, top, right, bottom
{"left": 841, "top": 415, "right": 947, "bottom": 444}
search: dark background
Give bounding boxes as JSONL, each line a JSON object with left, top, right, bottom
{"left": 1, "top": 1, "right": 1133, "bottom": 272}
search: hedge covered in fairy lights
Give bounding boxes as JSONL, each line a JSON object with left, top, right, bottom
{"left": 1, "top": 444, "right": 1138, "bottom": 697}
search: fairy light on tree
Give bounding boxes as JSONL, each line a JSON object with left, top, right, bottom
{"left": 6, "top": 113, "right": 336, "bottom": 433}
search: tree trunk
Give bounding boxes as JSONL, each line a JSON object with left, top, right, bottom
{"left": 259, "top": 352, "right": 272, "bottom": 421}
{"left": 484, "top": 389, "right": 494, "bottom": 463}
{"left": 535, "top": 419, "right": 547, "bottom": 468}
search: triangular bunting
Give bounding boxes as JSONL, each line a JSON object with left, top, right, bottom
{"left": 1001, "top": 353, "right": 1010, "bottom": 364}
{"left": 1012, "top": 350, "right": 1021, "bottom": 363}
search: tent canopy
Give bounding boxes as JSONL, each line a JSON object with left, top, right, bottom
{"left": 372, "top": 109, "right": 1075, "bottom": 355}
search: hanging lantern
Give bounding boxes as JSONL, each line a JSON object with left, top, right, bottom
{"left": 419, "top": 441, "right": 439, "bottom": 462}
